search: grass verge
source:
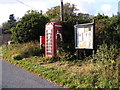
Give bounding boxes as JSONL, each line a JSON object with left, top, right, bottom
{"left": 1, "top": 42, "right": 119, "bottom": 89}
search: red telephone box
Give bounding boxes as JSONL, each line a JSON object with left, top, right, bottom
{"left": 45, "top": 22, "right": 62, "bottom": 58}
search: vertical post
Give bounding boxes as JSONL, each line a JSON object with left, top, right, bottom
{"left": 60, "top": 0, "right": 64, "bottom": 22}
{"left": 84, "top": 49, "right": 86, "bottom": 58}
{"left": 93, "top": 19, "right": 95, "bottom": 50}
{"left": 92, "top": 19, "right": 95, "bottom": 60}
{"left": 40, "top": 36, "right": 41, "bottom": 49}
{"left": 40, "top": 10, "right": 42, "bottom": 14}
{"left": 92, "top": 49, "right": 95, "bottom": 60}
{"left": 77, "top": 49, "right": 80, "bottom": 60}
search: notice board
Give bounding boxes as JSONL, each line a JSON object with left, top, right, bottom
{"left": 74, "top": 23, "right": 95, "bottom": 49}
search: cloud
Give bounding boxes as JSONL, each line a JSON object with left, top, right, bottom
{"left": 0, "top": 0, "right": 50, "bottom": 25}
{"left": 100, "top": 4, "right": 113, "bottom": 16}
{"left": 62, "top": 0, "right": 97, "bottom": 15}
{"left": 0, "top": 3, "right": 30, "bottom": 24}
{"left": 101, "top": 4, "right": 111, "bottom": 12}
{"left": 98, "top": 0, "right": 119, "bottom": 2}
{"left": 0, "top": 0, "right": 119, "bottom": 25}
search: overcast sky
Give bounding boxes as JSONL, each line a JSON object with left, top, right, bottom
{"left": 0, "top": 0, "right": 119, "bottom": 25}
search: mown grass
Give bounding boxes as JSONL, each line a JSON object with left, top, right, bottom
{"left": 1, "top": 42, "right": 119, "bottom": 89}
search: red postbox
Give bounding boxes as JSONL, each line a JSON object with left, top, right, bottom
{"left": 45, "top": 22, "right": 62, "bottom": 58}
{"left": 40, "top": 36, "right": 45, "bottom": 49}
{"left": 40, "top": 36, "right": 45, "bottom": 45}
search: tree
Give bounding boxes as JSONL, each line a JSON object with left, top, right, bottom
{"left": 105, "top": 14, "right": 120, "bottom": 45}
{"left": 92, "top": 13, "right": 120, "bottom": 47}
{"left": 8, "top": 14, "right": 16, "bottom": 28}
{"left": 63, "top": 3, "right": 78, "bottom": 21}
{"left": 93, "top": 13, "right": 109, "bottom": 21}
{"left": 45, "top": 3, "right": 78, "bottom": 22}
{"left": 11, "top": 10, "right": 49, "bottom": 43}
{"left": 2, "top": 14, "right": 16, "bottom": 33}
{"left": 90, "top": 13, "right": 109, "bottom": 45}
{"left": 45, "top": 3, "right": 92, "bottom": 53}
{"left": 45, "top": 6, "right": 60, "bottom": 21}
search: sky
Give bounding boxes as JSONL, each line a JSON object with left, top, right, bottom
{"left": 0, "top": 0, "right": 119, "bottom": 26}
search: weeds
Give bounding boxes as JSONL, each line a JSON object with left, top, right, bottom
{"left": 1, "top": 42, "right": 119, "bottom": 88}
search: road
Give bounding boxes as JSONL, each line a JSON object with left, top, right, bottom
{"left": 2, "top": 60, "right": 63, "bottom": 89}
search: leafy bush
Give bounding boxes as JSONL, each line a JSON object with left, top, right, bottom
{"left": 92, "top": 43, "right": 119, "bottom": 88}
{"left": 12, "top": 46, "right": 44, "bottom": 60}
{"left": 3, "top": 30, "right": 12, "bottom": 34}
{"left": 11, "top": 10, "right": 49, "bottom": 43}
{"left": 59, "top": 51, "right": 75, "bottom": 61}
{"left": 2, "top": 42, "right": 45, "bottom": 60}
{"left": 12, "top": 53, "right": 23, "bottom": 60}
{"left": 94, "top": 44, "right": 119, "bottom": 64}
{"left": 23, "top": 46, "right": 43, "bottom": 56}
{"left": 2, "top": 42, "right": 119, "bottom": 88}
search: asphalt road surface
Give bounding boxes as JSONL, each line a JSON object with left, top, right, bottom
{"left": 2, "top": 60, "right": 64, "bottom": 89}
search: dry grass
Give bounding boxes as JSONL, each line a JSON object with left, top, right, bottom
{"left": 42, "top": 62, "right": 99, "bottom": 75}
{"left": 2, "top": 42, "right": 119, "bottom": 88}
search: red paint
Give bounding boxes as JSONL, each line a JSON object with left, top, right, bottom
{"left": 45, "top": 22, "right": 62, "bottom": 58}
{"left": 40, "top": 36, "right": 45, "bottom": 45}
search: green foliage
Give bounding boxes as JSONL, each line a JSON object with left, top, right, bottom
{"left": 92, "top": 43, "right": 119, "bottom": 88}
{"left": 63, "top": 3, "right": 78, "bottom": 22}
{"left": 11, "top": 10, "right": 49, "bottom": 43}
{"left": 12, "top": 53, "right": 23, "bottom": 60}
{"left": 62, "top": 22, "right": 75, "bottom": 50}
{"left": 2, "top": 42, "right": 44, "bottom": 60}
{"left": 93, "top": 13, "right": 109, "bottom": 21}
{"left": 61, "top": 19, "right": 91, "bottom": 54}
{"left": 1, "top": 8, "right": 120, "bottom": 89}
{"left": 45, "top": 3, "right": 91, "bottom": 23}
{"left": 94, "top": 44, "right": 119, "bottom": 64}
{"left": 105, "top": 14, "right": 120, "bottom": 45}
{"left": 95, "top": 18, "right": 109, "bottom": 45}
{"left": 94, "top": 14, "right": 120, "bottom": 47}
{"left": 23, "top": 47, "right": 42, "bottom": 57}
{"left": 2, "top": 14, "right": 16, "bottom": 34}
{"left": 59, "top": 51, "right": 75, "bottom": 61}
{"left": 2, "top": 41, "right": 119, "bottom": 89}
{"left": 3, "top": 30, "right": 12, "bottom": 34}
{"left": 46, "top": 6, "right": 60, "bottom": 21}
{"left": 46, "top": 3, "right": 91, "bottom": 55}
{"left": 46, "top": 3, "right": 78, "bottom": 22}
